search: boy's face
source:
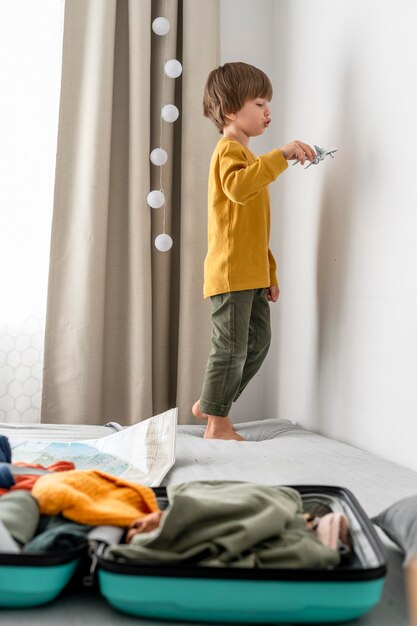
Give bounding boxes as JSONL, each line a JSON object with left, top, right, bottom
{"left": 226, "top": 98, "right": 271, "bottom": 139}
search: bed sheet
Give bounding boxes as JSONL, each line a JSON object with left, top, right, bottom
{"left": 166, "top": 418, "right": 417, "bottom": 517}
{"left": 1, "top": 418, "right": 416, "bottom": 625}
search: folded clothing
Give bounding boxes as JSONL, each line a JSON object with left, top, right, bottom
{"left": 23, "top": 515, "right": 92, "bottom": 553}
{"left": 0, "top": 461, "right": 75, "bottom": 495}
{"left": 88, "top": 525, "right": 125, "bottom": 546}
{"left": 32, "top": 469, "right": 159, "bottom": 526}
{"left": 0, "top": 435, "right": 13, "bottom": 489}
{"left": 0, "top": 436, "right": 12, "bottom": 463}
{"left": 106, "top": 481, "right": 340, "bottom": 569}
{"left": 0, "top": 463, "right": 15, "bottom": 489}
{"left": 372, "top": 494, "right": 417, "bottom": 564}
{"left": 314, "top": 512, "right": 351, "bottom": 553}
{"left": 0, "top": 519, "right": 21, "bottom": 553}
{"left": 0, "top": 490, "right": 40, "bottom": 545}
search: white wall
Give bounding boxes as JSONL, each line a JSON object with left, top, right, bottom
{"left": 221, "top": 0, "right": 417, "bottom": 472}
{"left": 220, "top": 0, "right": 276, "bottom": 421}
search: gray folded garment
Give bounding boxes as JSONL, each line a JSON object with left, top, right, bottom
{"left": 372, "top": 494, "right": 417, "bottom": 565}
{"left": 0, "top": 520, "right": 20, "bottom": 553}
{"left": 88, "top": 525, "right": 124, "bottom": 546}
{"left": 0, "top": 490, "right": 40, "bottom": 546}
{"left": 106, "top": 481, "right": 340, "bottom": 569}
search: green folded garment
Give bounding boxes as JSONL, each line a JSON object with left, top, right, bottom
{"left": 23, "top": 515, "right": 92, "bottom": 553}
{"left": 106, "top": 481, "right": 340, "bottom": 569}
{"left": 0, "top": 490, "right": 40, "bottom": 545}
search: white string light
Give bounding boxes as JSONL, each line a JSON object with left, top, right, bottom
{"left": 148, "top": 1, "right": 181, "bottom": 253}
{"left": 164, "top": 59, "right": 182, "bottom": 78}
{"left": 155, "top": 233, "right": 173, "bottom": 252}
{"left": 147, "top": 190, "right": 165, "bottom": 209}
{"left": 152, "top": 17, "right": 170, "bottom": 36}
{"left": 161, "top": 104, "right": 179, "bottom": 123}
{"left": 150, "top": 148, "right": 168, "bottom": 166}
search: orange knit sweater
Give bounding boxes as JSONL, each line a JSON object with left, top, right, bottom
{"left": 31, "top": 469, "right": 159, "bottom": 526}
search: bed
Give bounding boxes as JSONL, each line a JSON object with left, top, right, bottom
{"left": 1, "top": 417, "right": 416, "bottom": 625}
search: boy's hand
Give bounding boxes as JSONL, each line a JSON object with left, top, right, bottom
{"left": 267, "top": 285, "right": 280, "bottom": 303}
{"left": 280, "top": 141, "right": 316, "bottom": 165}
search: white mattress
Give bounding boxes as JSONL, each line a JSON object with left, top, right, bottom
{"left": 1, "top": 417, "right": 416, "bottom": 625}
{"left": 167, "top": 418, "right": 417, "bottom": 518}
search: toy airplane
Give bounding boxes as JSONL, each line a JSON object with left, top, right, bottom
{"left": 293, "top": 145, "right": 338, "bottom": 169}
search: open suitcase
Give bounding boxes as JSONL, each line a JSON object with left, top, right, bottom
{"left": 96, "top": 485, "right": 386, "bottom": 624}
{"left": 0, "top": 547, "right": 84, "bottom": 607}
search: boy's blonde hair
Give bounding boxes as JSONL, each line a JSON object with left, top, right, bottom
{"left": 203, "top": 62, "right": 273, "bottom": 133}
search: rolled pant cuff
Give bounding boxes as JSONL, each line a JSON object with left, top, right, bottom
{"left": 199, "top": 399, "right": 231, "bottom": 417}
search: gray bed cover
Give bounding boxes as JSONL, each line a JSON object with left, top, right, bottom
{"left": 1, "top": 418, "right": 416, "bottom": 625}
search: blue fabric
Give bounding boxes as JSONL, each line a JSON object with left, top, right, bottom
{"left": 0, "top": 435, "right": 12, "bottom": 463}
{"left": 0, "top": 464, "right": 15, "bottom": 489}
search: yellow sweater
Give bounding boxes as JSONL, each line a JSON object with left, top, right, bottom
{"left": 203, "top": 138, "right": 288, "bottom": 298}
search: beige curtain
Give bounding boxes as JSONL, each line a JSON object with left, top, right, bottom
{"left": 41, "top": 0, "right": 219, "bottom": 425}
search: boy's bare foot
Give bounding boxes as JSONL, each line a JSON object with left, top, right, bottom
{"left": 204, "top": 415, "right": 245, "bottom": 441}
{"left": 204, "top": 426, "right": 245, "bottom": 441}
{"left": 192, "top": 400, "right": 245, "bottom": 440}
{"left": 192, "top": 399, "right": 207, "bottom": 419}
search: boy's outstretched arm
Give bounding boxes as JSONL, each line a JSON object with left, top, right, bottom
{"left": 280, "top": 140, "right": 316, "bottom": 165}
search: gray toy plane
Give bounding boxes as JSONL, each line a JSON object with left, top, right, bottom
{"left": 293, "top": 145, "right": 338, "bottom": 169}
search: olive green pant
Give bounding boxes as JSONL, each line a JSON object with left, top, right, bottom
{"left": 199, "top": 288, "right": 271, "bottom": 417}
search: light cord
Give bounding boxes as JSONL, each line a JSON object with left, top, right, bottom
{"left": 160, "top": 0, "right": 168, "bottom": 234}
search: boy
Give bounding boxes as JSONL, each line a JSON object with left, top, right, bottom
{"left": 193, "top": 62, "right": 315, "bottom": 440}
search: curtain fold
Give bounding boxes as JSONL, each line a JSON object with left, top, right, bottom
{"left": 41, "top": 0, "right": 219, "bottom": 425}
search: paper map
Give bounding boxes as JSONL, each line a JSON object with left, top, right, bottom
{"left": 8, "top": 408, "right": 177, "bottom": 486}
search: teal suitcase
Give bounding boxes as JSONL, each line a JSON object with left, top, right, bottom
{"left": 97, "top": 485, "right": 386, "bottom": 624}
{"left": 0, "top": 547, "right": 84, "bottom": 607}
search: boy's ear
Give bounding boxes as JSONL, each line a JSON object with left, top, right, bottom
{"left": 224, "top": 111, "right": 237, "bottom": 121}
